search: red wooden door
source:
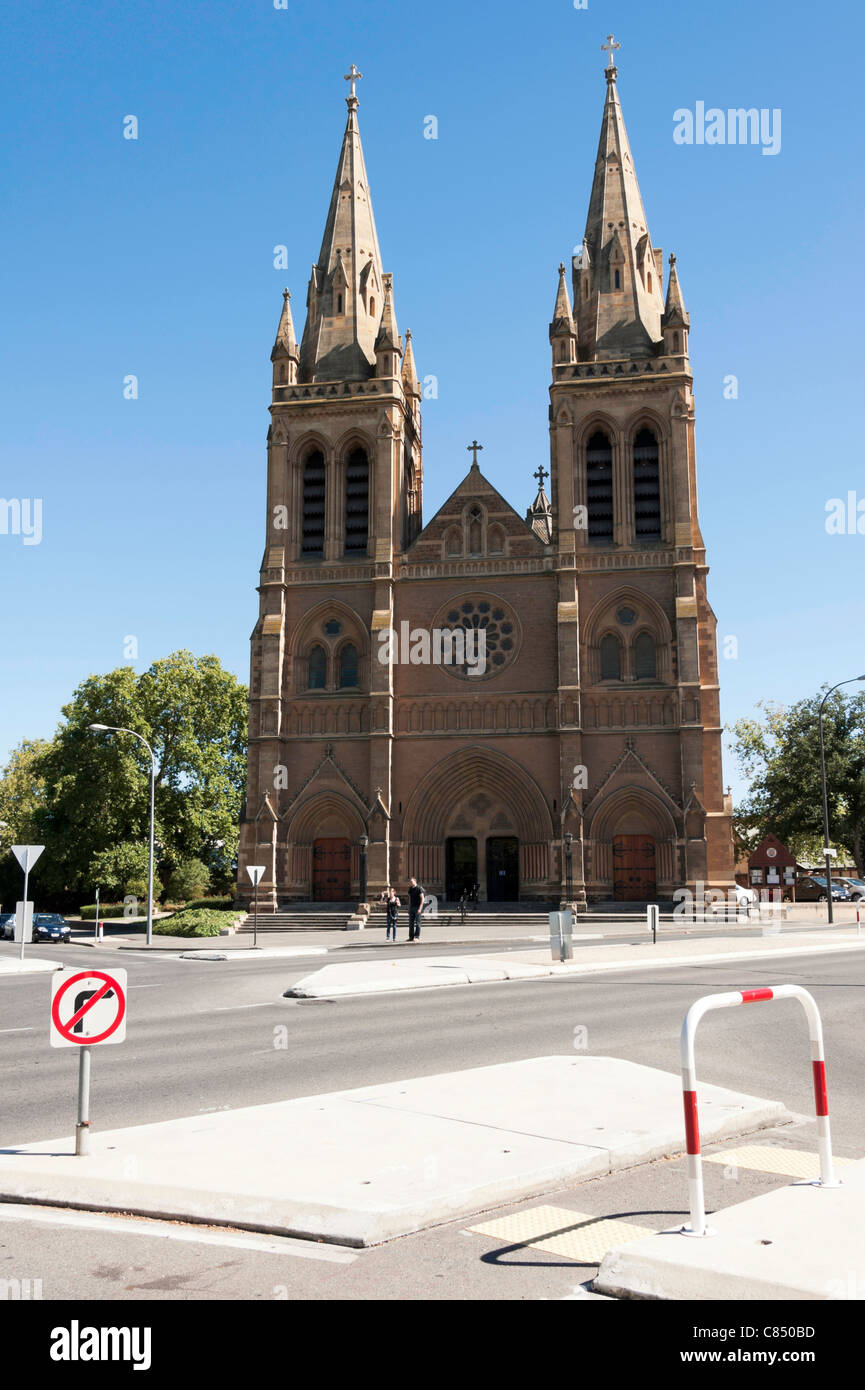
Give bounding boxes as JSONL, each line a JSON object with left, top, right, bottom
{"left": 612, "top": 834, "right": 656, "bottom": 901}
{"left": 312, "top": 838, "right": 351, "bottom": 901}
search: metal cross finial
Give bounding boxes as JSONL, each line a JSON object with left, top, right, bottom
{"left": 467, "top": 440, "right": 483, "bottom": 465}
{"left": 602, "top": 34, "right": 621, "bottom": 69}
{"left": 534, "top": 465, "right": 549, "bottom": 490}
{"left": 344, "top": 64, "right": 363, "bottom": 100}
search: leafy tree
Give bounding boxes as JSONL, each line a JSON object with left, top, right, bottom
{"left": 0, "top": 739, "right": 52, "bottom": 909}
{"left": 729, "top": 689, "right": 865, "bottom": 875}
{"left": 165, "top": 857, "right": 211, "bottom": 903}
{"left": 11, "top": 651, "right": 247, "bottom": 902}
{"left": 89, "top": 841, "right": 151, "bottom": 900}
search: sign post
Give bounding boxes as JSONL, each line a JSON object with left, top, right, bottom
{"left": 247, "top": 866, "right": 266, "bottom": 948}
{"left": 11, "top": 845, "right": 44, "bottom": 962}
{"left": 50, "top": 968, "right": 127, "bottom": 1156}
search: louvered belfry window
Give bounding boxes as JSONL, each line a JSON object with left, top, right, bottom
{"left": 633, "top": 427, "right": 662, "bottom": 542}
{"left": 634, "top": 632, "right": 657, "bottom": 680}
{"left": 301, "top": 451, "right": 326, "bottom": 556}
{"left": 586, "top": 431, "right": 614, "bottom": 543}
{"left": 599, "top": 633, "right": 622, "bottom": 680}
{"left": 344, "top": 447, "right": 369, "bottom": 554}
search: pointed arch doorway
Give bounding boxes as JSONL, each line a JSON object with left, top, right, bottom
{"left": 612, "top": 834, "right": 656, "bottom": 901}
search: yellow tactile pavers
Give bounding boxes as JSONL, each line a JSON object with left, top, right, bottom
{"left": 704, "top": 1145, "right": 855, "bottom": 1179}
{"left": 468, "top": 1204, "right": 657, "bottom": 1262}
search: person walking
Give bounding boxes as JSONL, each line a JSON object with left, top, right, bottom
{"left": 407, "top": 877, "right": 425, "bottom": 941}
{"left": 385, "top": 886, "right": 400, "bottom": 943}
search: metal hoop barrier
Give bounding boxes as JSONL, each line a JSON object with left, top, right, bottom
{"left": 680, "top": 984, "right": 840, "bottom": 1237}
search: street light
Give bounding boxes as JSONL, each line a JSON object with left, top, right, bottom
{"left": 359, "top": 834, "right": 369, "bottom": 907}
{"left": 88, "top": 724, "right": 157, "bottom": 946}
{"left": 817, "top": 676, "right": 865, "bottom": 924}
{"left": 564, "top": 831, "right": 573, "bottom": 905}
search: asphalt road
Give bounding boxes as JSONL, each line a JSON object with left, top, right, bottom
{"left": 0, "top": 937, "right": 862, "bottom": 1301}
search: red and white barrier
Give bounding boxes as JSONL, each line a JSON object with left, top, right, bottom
{"left": 680, "top": 984, "right": 838, "bottom": 1237}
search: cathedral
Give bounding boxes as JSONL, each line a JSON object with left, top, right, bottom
{"left": 236, "top": 52, "right": 735, "bottom": 910}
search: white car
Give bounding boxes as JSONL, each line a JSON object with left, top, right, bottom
{"left": 733, "top": 883, "right": 758, "bottom": 908}
{"left": 838, "top": 877, "right": 865, "bottom": 902}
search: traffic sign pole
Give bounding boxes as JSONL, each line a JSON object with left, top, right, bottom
{"left": 75, "top": 1046, "right": 92, "bottom": 1156}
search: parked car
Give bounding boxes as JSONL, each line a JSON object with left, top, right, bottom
{"left": 785, "top": 876, "right": 849, "bottom": 903}
{"left": 0, "top": 912, "right": 15, "bottom": 940}
{"left": 733, "top": 883, "right": 757, "bottom": 908}
{"left": 32, "top": 913, "right": 71, "bottom": 943}
{"left": 836, "top": 877, "right": 865, "bottom": 902}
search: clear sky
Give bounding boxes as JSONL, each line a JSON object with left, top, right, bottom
{"left": 1, "top": 0, "right": 862, "bottom": 803}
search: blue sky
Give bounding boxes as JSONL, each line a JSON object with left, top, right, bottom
{"left": 1, "top": 0, "right": 862, "bottom": 803}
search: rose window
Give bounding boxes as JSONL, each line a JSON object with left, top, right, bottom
{"left": 438, "top": 596, "right": 519, "bottom": 681}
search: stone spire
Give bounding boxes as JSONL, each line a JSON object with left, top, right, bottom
{"left": 661, "top": 253, "right": 690, "bottom": 354}
{"left": 299, "top": 68, "right": 391, "bottom": 383}
{"left": 401, "top": 328, "right": 420, "bottom": 399}
{"left": 549, "top": 262, "right": 577, "bottom": 366}
{"left": 271, "top": 288, "right": 299, "bottom": 386}
{"left": 574, "top": 49, "right": 665, "bottom": 359}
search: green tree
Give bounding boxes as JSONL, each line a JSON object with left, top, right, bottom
{"left": 729, "top": 689, "right": 865, "bottom": 875}
{"left": 28, "top": 651, "right": 247, "bottom": 900}
{"left": 165, "top": 857, "right": 211, "bottom": 903}
{"left": 90, "top": 841, "right": 151, "bottom": 900}
{"left": 0, "top": 738, "right": 52, "bottom": 909}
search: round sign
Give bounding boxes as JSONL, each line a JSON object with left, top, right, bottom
{"left": 51, "top": 970, "right": 127, "bottom": 1045}
{"left": 766, "top": 847, "right": 777, "bottom": 859}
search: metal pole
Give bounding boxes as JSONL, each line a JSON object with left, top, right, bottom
{"left": 95, "top": 885, "right": 100, "bottom": 941}
{"left": 75, "top": 1046, "right": 92, "bottom": 1155}
{"left": 818, "top": 698, "right": 834, "bottom": 925}
{"left": 19, "top": 855, "right": 29, "bottom": 962}
{"left": 146, "top": 756, "right": 155, "bottom": 946}
{"left": 253, "top": 877, "right": 259, "bottom": 949}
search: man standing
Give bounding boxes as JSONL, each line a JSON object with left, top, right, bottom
{"left": 407, "top": 877, "right": 425, "bottom": 941}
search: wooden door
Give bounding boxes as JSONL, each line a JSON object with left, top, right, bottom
{"left": 612, "top": 834, "right": 656, "bottom": 901}
{"left": 312, "top": 838, "right": 351, "bottom": 901}
{"left": 486, "top": 836, "right": 519, "bottom": 902}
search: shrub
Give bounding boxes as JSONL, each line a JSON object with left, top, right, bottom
{"left": 80, "top": 901, "right": 152, "bottom": 920}
{"left": 184, "top": 896, "right": 234, "bottom": 911}
{"left": 165, "top": 858, "right": 211, "bottom": 903}
{"left": 153, "top": 908, "right": 242, "bottom": 938}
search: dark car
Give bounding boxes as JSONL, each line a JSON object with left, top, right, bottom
{"left": 786, "top": 876, "right": 849, "bottom": 903}
{"left": 0, "top": 912, "right": 15, "bottom": 941}
{"left": 32, "top": 913, "right": 71, "bottom": 942}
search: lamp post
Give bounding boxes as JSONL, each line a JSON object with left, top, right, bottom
{"left": 564, "top": 831, "right": 573, "bottom": 905}
{"left": 817, "top": 676, "right": 865, "bottom": 924}
{"left": 359, "top": 834, "right": 369, "bottom": 907}
{"left": 88, "top": 724, "right": 157, "bottom": 946}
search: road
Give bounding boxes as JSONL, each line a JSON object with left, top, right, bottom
{"left": 0, "top": 936, "right": 862, "bottom": 1300}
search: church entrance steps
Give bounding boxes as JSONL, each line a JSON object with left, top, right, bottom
{"left": 286, "top": 929, "right": 865, "bottom": 999}
{"left": 0, "top": 1057, "right": 789, "bottom": 1248}
{"left": 235, "top": 913, "right": 353, "bottom": 932}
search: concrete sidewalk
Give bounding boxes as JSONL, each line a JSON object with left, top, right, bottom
{"left": 595, "top": 1157, "right": 865, "bottom": 1300}
{"left": 286, "top": 928, "right": 865, "bottom": 998}
{"left": 0, "top": 957, "right": 62, "bottom": 976}
{"left": 0, "top": 1056, "right": 789, "bottom": 1247}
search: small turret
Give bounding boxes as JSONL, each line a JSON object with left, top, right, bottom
{"left": 661, "top": 253, "right": 690, "bottom": 357}
{"left": 374, "top": 274, "right": 402, "bottom": 379}
{"left": 549, "top": 263, "right": 577, "bottom": 368}
{"left": 271, "top": 288, "right": 299, "bottom": 389}
{"left": 401, "top": 329, "right": 421, "bottom": 401}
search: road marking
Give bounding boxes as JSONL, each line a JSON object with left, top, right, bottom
{"left": 468, "top": 1204, "right": 657, "bottom": 1262}
{"left": 0, "top": 1027, "right": 35, "bottom": 1034}
{"left": 704, "top": 1145, "right": 856, "bottom": 1179}
{"left": 0, "top": 1203, "right": 357, "bottom": 1262}
{"left": 209, "top": 1002, "right": 280, "bottom": 1013}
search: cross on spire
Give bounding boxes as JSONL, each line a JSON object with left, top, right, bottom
{"left": 467, "top": 440, "right": 483, "bottom": 466}
{"left": 601, "top": 34, "right": 621, "bottom": 69}
{"left": 344, "top": 64, "right": 363, "bottom": 103}
{"left": 534, "top": 465, "right": 549, "bottom": 491}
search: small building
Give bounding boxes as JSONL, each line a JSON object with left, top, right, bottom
{"left": 746, "top": 833, "right": 797, "bottom": 896}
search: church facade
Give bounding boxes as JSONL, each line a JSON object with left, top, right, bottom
{"left": 236, "top": 56, "right": 735, "bottom": 910}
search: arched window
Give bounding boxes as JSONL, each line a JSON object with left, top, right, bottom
{"left": 614, "top": 269, "right": 621, "bottom": 290}
{"left": 344, "top": 447, "right": 369, "bottom": 554}
{"left": 488, "top": 524, "right": 505, "bottom": 555}
{"left": 467, "top": 505, "right": 483, "bottom": 555}
{"left": 586, "top": 431, "right": 614, "bottom": 543}
{"left": 339, "top": 644, "right": 359, "bottom": 689}
{"left": 445, "top": 527, "right": 462, "bottom": 557}
{"left": 634, "top": 632, "right": 657, "bottom": 680}
{"left": 599, "top": 634, "right": 622, "bottom": 681}
{"left": 369, "top": 296, "right": 375, "bottom": 317}
{"left": 336, "top": 293, "right": 343, "bottom": 314}
{"left": 308, "top": 645, "right": 327, "bottom": 689}
{"left": 633, "top": 427, "right": 661, "bottom": 542}
{"left": 301, "top": 450, "right": 326, "bottom": 556}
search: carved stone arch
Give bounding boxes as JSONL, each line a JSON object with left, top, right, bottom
{"left": 403, "top": 745, "right": 554, "bottom": 846}
{"left": 443, "top": 525, "right": 462, "bottom": 558}
{"left": 587, "top": 785, "right": 679, "bottom": 851}
{"left": 577, "top": 411, "right": 621, "bottom": 450}
{"left": 289, "top": 430, "right": 332, "bottom": 469}
{"left": 463, "top": 500, "right": 487, "bottom": 556}
{"left": 584, "top": 585, "right": 673, "bottom": 685}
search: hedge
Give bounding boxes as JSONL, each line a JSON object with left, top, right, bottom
{"left": 80, "top": 902, "right": 153, "bottom": 921}
{"left": 183, "top": 896, "right": 235, "bottom": 912}
{"left": 153, "top": 908, "right": 243, "bottom": 938}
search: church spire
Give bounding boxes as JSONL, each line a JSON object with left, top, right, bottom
{"left": 574, "top": 40, "right": 665, "bottom": 360}
{"left": 549, "top": 261, "right": 577, "bottom": 367}
{"left": 298, "top": 67, "right": 392, "bottom": 383}
{"left": 661, "top": 252, "right": 690, "bottom": 355}
{"left": 401, "top": 329, "right": 420, "bottom": 399}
